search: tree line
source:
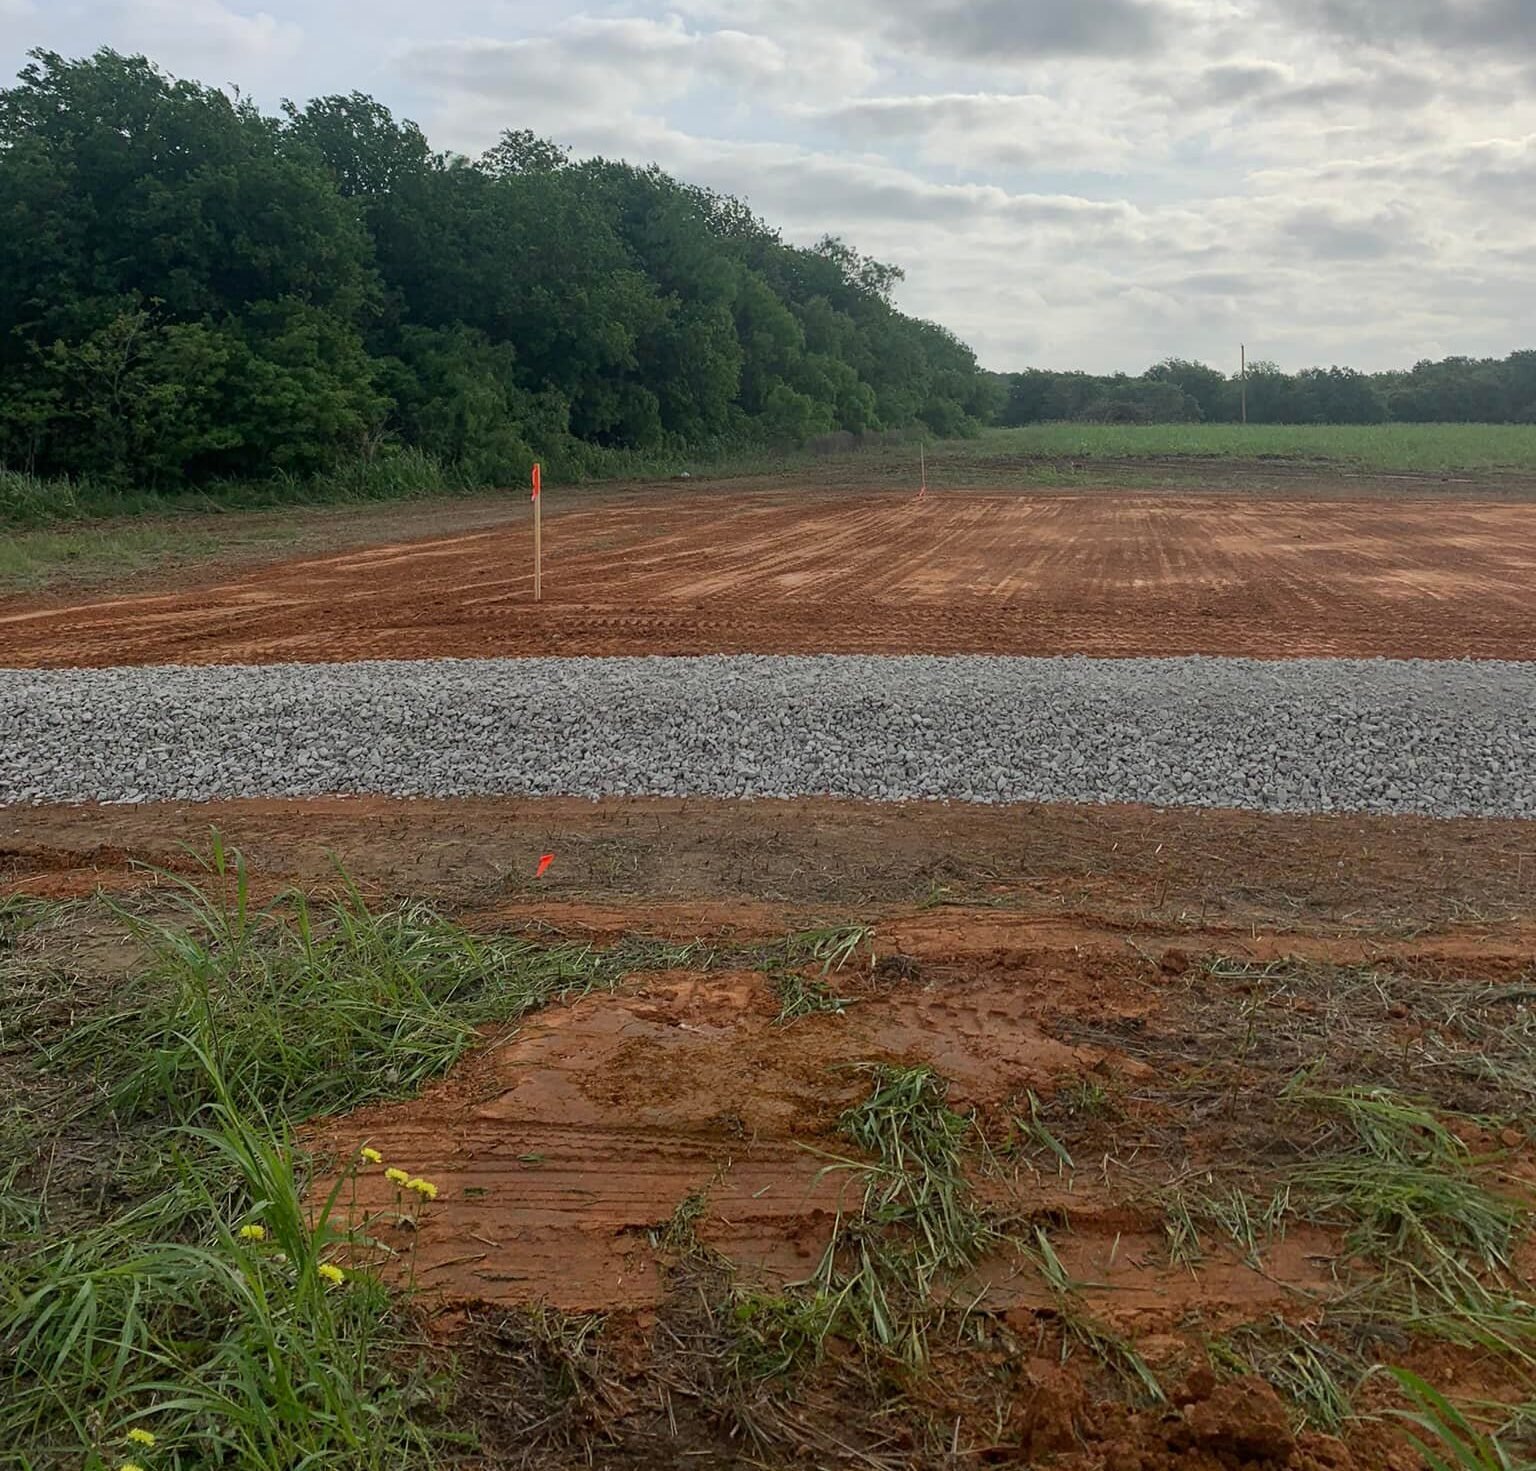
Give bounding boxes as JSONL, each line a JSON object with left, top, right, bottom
{"left": 4, "top": 47, "right": 1534, "bottom": 508}
{"left": 996, "top": 352, "right": 1536, "bottom": 427}
{"left": 0, "top": 49, "right": 999, "bottom": 494}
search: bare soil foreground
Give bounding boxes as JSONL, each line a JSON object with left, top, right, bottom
{"left": 6, "top": 796, "right": 1535, "bottom": 1467}
{"left": 4, "top": 489, "right": 1536, "bottom": 666}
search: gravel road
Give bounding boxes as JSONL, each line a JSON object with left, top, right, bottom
{"left": 3, "top": 654, "right": 1533, "bottom": 816}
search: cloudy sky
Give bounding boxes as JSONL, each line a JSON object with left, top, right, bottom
{"left": 3, "top": 0, "right": 1533, "bottom": 372}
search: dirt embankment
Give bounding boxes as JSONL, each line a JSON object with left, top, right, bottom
{"left": 6, "top": 793, "right": 1536, "bottom": 928}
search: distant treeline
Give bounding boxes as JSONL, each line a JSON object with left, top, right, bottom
{"left": 996, "top": 353, "right": 1536, "bottom": 427}
{"left": 0, "top": 49, "right": 999, "bottom": 495}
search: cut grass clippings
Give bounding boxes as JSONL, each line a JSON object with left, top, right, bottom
{"left": 774, "top": 924, "right": 873, "bottom": 1024}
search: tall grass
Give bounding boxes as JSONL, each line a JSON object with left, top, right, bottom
{"left": 0, "top": 467, "right": 87, "bottom": 524}
{"left": 0, "top": 435, "right": 796, "bottom": 537}
{"left": 541, "top": 431, "right": 808, "bottom": 485}
{"left": 2, "top": 839, "right": 664, "bottom": 1469}
{"left": 1378, "top": 1368, "right": 1531, "bottom": 1471}
{"left": 0, "top": 449, "right": 464, "bottom": 532}
{"left": 1288, "top": 1085, "right": 1523, "bottom": 1271}
{"left": 54, "top": 840, "right": 614, "bottom": 1124}
{"left": 806, "top": 1065, "right": 994, "bottom": 1364}
{"left": 2, "top": 1093, "right": 439, "bottom": 1469}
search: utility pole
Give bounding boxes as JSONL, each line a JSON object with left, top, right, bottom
{"left": 1241, "top": 343, "right": 1248, "bottom": 425}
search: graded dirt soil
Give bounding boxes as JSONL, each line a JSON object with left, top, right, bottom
{"left": 4, "top": 489, "right": 1536, "bottom": 666}
{"left": 7, "top": 793, "right": 1536, "bottom": 926}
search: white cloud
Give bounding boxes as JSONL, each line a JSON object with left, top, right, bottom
{"left": 3, "top": 0, "right": 303, "bottom": 76}
{"left": 1276, "top": 0, "right": 1536, "bottom": 53}
{"left": 806, "top": 93, "right": 1137, "bottom": 172}
{"left": 10, "top": 0, "right": 1536, "bottom": 371}
{"left": 402, "top": 13, "right": 873, "bottom": 137}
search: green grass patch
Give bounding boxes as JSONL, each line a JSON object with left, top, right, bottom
{"left": 1159, "top": 1075, "right": 1534, "bottom": 1434}
{"left": 1379, "top": 1367, "right": 1531, "bottom": 1471}
{"left": 727, "top": 1291, "right": 843, "bottom": 1381}
{"left": 806, "top": 1064, "right": 993, "bottom": 1365}
{"left": 1163, "top": 1183, "right": 1293, "bottom": 1270}
{"left": 2, "top": 839, "right": 723, "bottom": 1469}
{"left": 0, "top": 450, "right": 471, "bottom": 530}
{"left": 1216, "top": 1321, "right": 1361, "bottom": 1433}
{"left": 0, "top": 519, "right": 312, "bottom": 593}
{"left": 0, "top": 1065, "right": 442, "bottom": 1470}
{"left": 0, "top": 451, "right": 483, "bottom": 594}
{"left": 0, "top": 437, "right": 809, "bottom": 539}
{"left": 772, "top": 924, "right": 873, "bottom": 1024}
{"left": 1287, "top": 1084, "right": 1523, "bottom": 1272}
{"left": 1000, "top": 1090, "right": 1076, "bottom": 1172}
{"left": 51, "top": 839, "right": 616, "bottom": 1126}
{"left": 1027, "top": 1225, "right": 1166, "bottom": 1403}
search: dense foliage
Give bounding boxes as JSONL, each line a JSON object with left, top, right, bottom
{"left": 0, "top": 49, "right": 998, "bottom": 492}
{"left": 997, "top": 352, "right": 1536, "bottom": 427}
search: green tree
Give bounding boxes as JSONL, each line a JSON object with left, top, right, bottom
{"left": 0, "top": 46, "right": 1004, "bottom": 493}
{"left": 1146, "top": 358, "right": 1233, "bottom": 421}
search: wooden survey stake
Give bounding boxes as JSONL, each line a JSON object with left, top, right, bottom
{"left": 532, "top": 461, "right": 543, "bottom": 602}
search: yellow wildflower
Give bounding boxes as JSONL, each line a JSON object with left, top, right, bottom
{"left": 359, "top": 1147, "right": 384, "bottom": 1165}
{"left": 120, "top": 1463, "right": 146, "bottom": 1471}
{"left": 125, "top": 1429, "right": 157, "bottom": 1447}
{"left": 384, "top": 1167, "right": 410, "bottom": 1187}
{"left": 237, "top": 1224, "right": 267, "bottom": 1243}
{"left": 405, "top": 1177, "right": 439, "bottom": 1201}
{"left": 317, "top": 1262, "right": 346, "bottom": 1285}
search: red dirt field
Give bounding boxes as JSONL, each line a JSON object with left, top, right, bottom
{"left": 4, "top": 489, "right": 1536, "bottom": 666}
{"left": 315, "top": 908, "right": 1528, "bottom": 1314}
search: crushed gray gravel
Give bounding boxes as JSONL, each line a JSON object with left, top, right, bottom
{"left": 2, "top": 654, "right": 1534, "bottom": 816}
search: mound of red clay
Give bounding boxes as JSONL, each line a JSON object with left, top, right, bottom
{"left": 314, "top": 964, "right": 1335, "bottom": 1331}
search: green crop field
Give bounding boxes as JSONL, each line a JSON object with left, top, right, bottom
{"left": 948, "top": 422, "right": 1536, "bottom": 474}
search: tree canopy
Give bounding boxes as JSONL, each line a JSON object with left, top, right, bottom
{"left": 0, "top": 49, "right": 999, "bottom": 490}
